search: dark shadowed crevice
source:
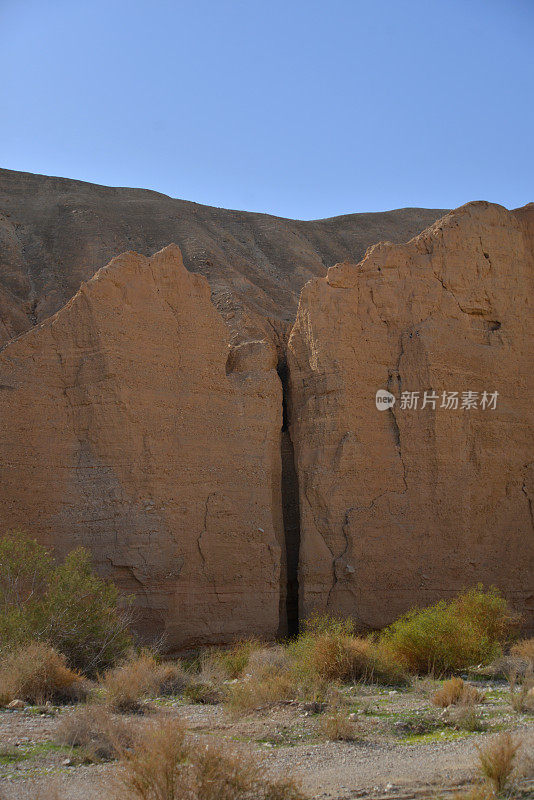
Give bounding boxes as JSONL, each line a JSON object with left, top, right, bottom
{"left": 277, "top": 359, "right": 300, "bottom": 637}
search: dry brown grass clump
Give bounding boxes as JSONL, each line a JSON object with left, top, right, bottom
{"left": 55, "top": 703, "right": 134, "bottom": 761}
{"left": 476, "top": 732, "right": 521, "bottom": 794}
{"left": 510, "top": 637, "right": 534, "bottom": 663}
{"left": 290, "top": 617, "right": 409, "bottom": 688}
{"left": 433, "top": 677, "right": 484, "bottom": 708}
{"left": 183, "top": 681, "right": 223, "bottom": 705}
{"left": 309, "top": 634, "right": 371, "bottom": 683}
{"left": 102, "top": 651, "right": 188, "bottom": 712}
{"left": 317, "top": 708, "right": 359, "bottom": 741}
{"left": 507, "top": 667, "right": 534, "bottom": 713}
{"left": 315, "top": 687, "right": 360, "bottom": 741}
{"left": 451, "top": 786, "right": 496, "bottom": 800}
{"left": 225, "top": 646, "right": 296, "bottom": 715}
{"left": 225, "top": 668, "right": 295, "bottom": 715}
{"left": 115, "top": 717, "right": 306, "bottom": 800}
{"left": 0, "top": 642, "right": 87, "bottom": 705}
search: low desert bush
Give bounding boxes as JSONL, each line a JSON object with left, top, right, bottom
{"left": 445, "top": 703, "right": 488, "bottom": 733}
{"left": 102, "top": 651, "right": 188, "bottom": 712}
{"left": 55, "top": 703, "right": 133, "bottom": 761}
{"left": 225, "top": 644, "right": 297, "bottom": 714}
{"left": 290, "top": 616, "right": 365, "bottom": 683}
{"left": 476, "top": 732, "right": 521, "bottom": 794}
{"left": 318, "top": 708, "right": 359, "bottom": 741}
{"left": 289, "top": 616, "right": 408, "bottom": 688}
{"left": 393, "top": 709, "right": 444, "bottom": 737}
{"left": 211, "top": 639, "right": 262, "bottom": 679}
{"left": 507, "top": 667, "right": 534, "bottom": 713}
{"left": 225, "top": 668, "right": 295, "bottom": 715}
{"left": 0, "top": 642, "right": 87, "bottom": 705}
{"left": 510, "top": 637, "right": 534, "bottom": 663}
{"left": 0, "top": 530, "right": 132, "bottom": 676}
{"left": 379, "top": 586, "right": 513, "bottom": 675}
{"left": 115, "top": 717, "right": 306, "bottom": 800}
{"left": 433, "top": 677, "right": 484, "bottom": 708}
{"left": 318, "top": 692, "right": 359, "bottom": 741}
{"left": 183, "top": 680, "right": 222, "bottom": 705}
{"left": 247, "top": 645, "right": 290, "bottom": 674}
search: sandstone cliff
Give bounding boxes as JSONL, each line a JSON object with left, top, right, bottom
{"left": 0, "top": 170, "right": 532, "bottom": 647}
{"left": 0, "top": 244, "right": 285, "bottom": 646}
{"left": 288, "top": 201, "right": 534, "bottom": 630}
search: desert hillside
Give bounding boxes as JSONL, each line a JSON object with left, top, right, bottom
{"left": 0, "top": 168, "right": 447, "bottom": 350}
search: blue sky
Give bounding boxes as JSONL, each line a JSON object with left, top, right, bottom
{"left": 1, "top": 0, "right": 532, "bottom": 219}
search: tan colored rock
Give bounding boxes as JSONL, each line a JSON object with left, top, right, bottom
{"left": 288, "top": 201, "right": 534, "bottom": 630}
{"left": 0, "top": 244, "right": 285, "bottom": 648}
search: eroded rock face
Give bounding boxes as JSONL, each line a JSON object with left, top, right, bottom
{"left": 1, "top": 197, "right": 533, "bottom": 646}
{"left": 0, "top": 244, "right": 284, "bottom": 647}
{"left": 288, "top": 202, "right": 534, "bottom": 629}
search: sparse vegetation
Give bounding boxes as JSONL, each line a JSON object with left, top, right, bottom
{"left": 1, "top": 587, "right": 532, "bottom": 800}
{"left": 115, "top": 717, "right": 306, "bottom": 800}
{"left": 433, "top": 677, "right": 484, "bottom": 708}
{"left": 317, "top": 692, "right": 359, "bottom": 741}
{"left": 476, "top": 732, "right": 521, "bottom": 794}
{"left": 289, "top": 615, "right": 409, "bottom": 690}
{"left": 183, "top": 680, "right": 222, "bottom": 705}
{"left": 225, "top": 650, "right": 295, "bottom": 714}
{"left": 450, "top": 786, "right": 495, "bottom": 800}
{"left": 318, "top": 708, "right": 359, "bottom": 741}
{"left": 0, "top": 530, "right": 132, "bottom": 676}
{"left": 507, "top": 666, "right": 534, "bottom": 713}
{"left": 102, "top": 651, "right": 188, "bottom": 712}
{"left": 510, "top": 637, "right": 534, "bottom": 664}
{"left": 212, "top": 639, "right": 262, "bottom": 679}
{"left": 0, "top": 641, "right": 87, "bottom": 706}
{"left": 379, "top": 586, "right": 513, "bottom": 675}
{"left": 446, "top": 702, "right": 488, "bottom": 733}
{"left": 55, "top": 703, "right": 134, "bottom": 761}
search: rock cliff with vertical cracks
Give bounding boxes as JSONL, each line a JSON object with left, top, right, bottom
{"left": 288, "top": 201, "right": 534, "bottom": 631}
{"left": 0, "top": 168, "right": 533, "bottom": 646}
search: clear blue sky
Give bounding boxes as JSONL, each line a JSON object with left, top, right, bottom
{"left": 1, "top": 0, "right": 532, "bottom": 219}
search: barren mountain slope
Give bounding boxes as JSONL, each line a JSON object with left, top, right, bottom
{"left": 0, "top": 168, "right": 447, "bottom": 348}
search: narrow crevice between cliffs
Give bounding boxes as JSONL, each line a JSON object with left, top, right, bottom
{"left": 277, "top": 358, "right": 301, "bottom": 637}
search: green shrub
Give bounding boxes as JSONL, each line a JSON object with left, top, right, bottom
{"left": 379, "top": 586, "right": 513, "bottom": 675}
{"left": 0, "top": 530, "right": 132, "bottom": 676}
{"left": 0, "top": 529, "right": 53, "bottom": 647}
{"left": 211, "top": 639, "right": 262, "bottom": 679}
